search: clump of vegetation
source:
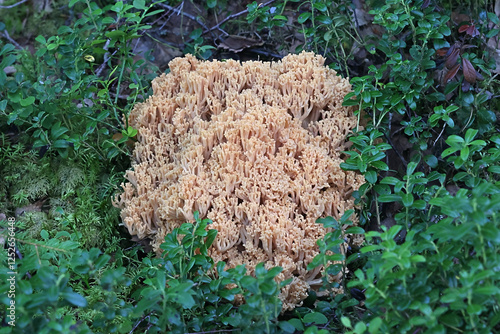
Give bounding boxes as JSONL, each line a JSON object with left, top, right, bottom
{"left": 1, "top": 0, "right": 499, "bottom": 333}
{"left": 0, "top": 137, "right": 121, "bottom": 249}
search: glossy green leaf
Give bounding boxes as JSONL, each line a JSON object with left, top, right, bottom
{"left": 303, "top": 312, "right": 328, "bottom": 325}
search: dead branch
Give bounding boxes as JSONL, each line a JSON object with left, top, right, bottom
{"left": 0, "top": 0, "right": 28, "bottom": 9}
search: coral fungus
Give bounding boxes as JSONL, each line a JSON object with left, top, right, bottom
{"left": 114, "top": 52, "right": 365, "bottom": 310}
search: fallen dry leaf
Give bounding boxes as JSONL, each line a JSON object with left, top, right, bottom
{"left": 443, "top": 63, "right": 460, "bottom": 84}
{"left": 462, "top": 58, "right": 476, "bottom": 84}
{"left": 217, "top": 35, "right": 264, "bottom": 53}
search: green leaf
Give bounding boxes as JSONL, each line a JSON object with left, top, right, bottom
{"left": 51, "top": 122, "right": 69, "bottom": 139}
{"left": 360, "top": 245, "right": 382, "bottom": 253}
{"left": 125, "top": 126, "right": 138, "bottom": 137}
{"left": 441, "top": 147, "right": 459, "bottom": 158}
{"left": 378, "top": 194, "right": 402, "bottom": 202}
{"left": 469, "top": 139, "right": 486, "bottom": 147}
{"left": 488, "top": 12, "right": 500, "bottom": 25}
{"left": 313, "top": 2, "right": 327, "bottom": 12}
{"left": 35, "top": 35, "right": 47, "bottom": 44}
{"left": 205, "top": 229, "right": 217, "bottom": 248}
{"left": 464, "top": 128, "right": 478, "bottom": 143}
{"left": 259, "top": 281, "right": 277, "bottom": 295}
{"left": 482, "top": 223, "right": 500, "bottom": 242}
{"left": 440, "top": 312, "right": 463, "bottom": 327}
{"left": 52, "top": 140, "right": 70, "bottom": 148}
{"left": 0, "top": 54, "right": 15, "bottom": 69}
{"left": 57, "top": 26, "right": 73, "bottom": 34}
{"left": 402, "top": 193, "right": 414, "bottom": 207}
{"left": 298, "top": 12, "right": 311, "bottom": 24}
{"left": 365, "top": 170, "right": 377, "bottom": 183}
{"left": 386, "top": 225, "right": 402, "bottom": 240}
{"left": 316, "top": 216, "right": 339, "bottom": 229}
{"left": 407, "top": 161, "right": 418, "bottom": 175}
{"left": 410, "top": 255, "right": 426, "bottom": 263}
{"left": 156, "top": 271, "right": 166, "bottom": 290}
{"left": 190, "top": 28, "right": 203, "bottom": 40}
{"left": 33, "top": 139, "right": 47, "bottom": 148}
{"left": 133, "top": 0, "right": 147, "bottom": 10}
{"left": 486, "top": 28, "right": 500, "bottom": 38}
{"left": 341, "top": 316, "right": 352, "bottom": 329}
{"left": 446, "top": 135, "right": 464, "bottom": 146}
{"left": 206, "top": 0, "right": 217, "bottom": 8}
{"left": 40, "top": 229, "right": 49, "bottom": 240}
{"left": 279, "top": 321, "right": 296, "bottom": 333}
{"left": 424, "top": 154, "right": 438, "bottom": 168}
{"left": 317, "top": 15, "right": 332, "bottom": 25}
{"left": 475, "top": 285, "right": 500, "bottom": 295}
{"left": 381, "top": 177, "right": 399, "bottom": 185}
{"left": 288, "top": 318, "right": 304, "bottom": 331}
{"left": 20, "top": 96, "right": 35, "bottom": 107}
{"left": 346, "top": 226, "right": 365, "bottom": 234}
{"left": 273, "top": 15, "right": 288, "bottom": 21}
{"left": 62, "top": 292, "right": 88, "bottom": 307}
{"left": 460, "top": 146, "right": 469, "bottom": 161}
{"left": 106, "top": 30, "right": 126, "bottom": 40}
{"left": 267, "top": 266, "right": 282, "bottom": 278}
{"left": 369, "top": 317, "right": 382, "bottom": 333}
{"left": 254, "top": 262, "right": 266, "bottom": 277}
{"left": 412, "top": 200, "right": 426, "bottom": 210}
{"left": 303, "top": 312, "right": 328, "bottom": 325}
{"left": 371, "top": 160, "right": 389, "bottom": 171}
{"left": 362, "top": 90, "right": 371, "bottom": 103}
{"left": 467, "top": 304, "right": 482, "bottom": 315}
{"left": 354, "top": 322, "right": 367, "bottom": 333}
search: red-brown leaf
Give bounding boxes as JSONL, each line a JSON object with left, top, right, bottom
{"left": 445, "top": 47, "right": 460, "bottom": 69}
{"left": 462, "top": 58, "right": 476, "bottom": 84}
{"left": 112, "top": 133, "right": 123, "bottom": 141}
{"left": 461, "top": 44, "right": 476, "bottom": 51}
{"left": 458, "top": 24, "right": 470, "bottom": 33}
{"left": 436, "top": 48, "right": 449, "bottom": 57}
{"left": 443, "top": 63, "right": 460, "bottom": 84}
{"left": 446, "top": 43, "right": 458, "bottom": 57}
{"left": 466, "top": 25, "right": 480, "bottom": 37}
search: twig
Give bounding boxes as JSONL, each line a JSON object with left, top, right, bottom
{"left": 383, "top": 132, "right": 408, "bottom": 167}
{"left": 246, "top": 48, "right": 283, "bottom": 59}
{"left": 433, "top": 122, "right": 447, "bottom": 147}
{"left": 157, "top": 2, "right": 211, "bottom": 32}
{"left": 158, "top": 2, "right": 178, "bottom": 31}
{"left": 94, "top": 40, "right": 115, "bottom": 78}
{"left": 129, "top": 312, "right": 154, "bottom": 334}
{"left": 1, "top": 29, "right": 22, "bottom": 49}
{"left": 203, "top": 0, "right": 277, "bottom": 36}
{"left": 351, "top": 3, "right": 362, "bottom": 30}
{"left": 386, "top": 112, "right": 392, "bottom": 177}
{"left": 7, "top": 237, "right": 72, "bottom": 253}
{"left": 0, "top": 0, "right": 28, "bottom": 9}
{"left": 177, "top": 0, "right": 277, "bottom": 47}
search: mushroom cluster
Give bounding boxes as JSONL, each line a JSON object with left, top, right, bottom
{"left": 114, "top": 52, "right": 365, "bottom": 310}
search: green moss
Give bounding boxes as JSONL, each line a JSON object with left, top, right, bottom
{"left": 0, "top": 142, "right": 122, "bottom": 249}
{"left": 54, "top": 163, "right": 86, "bottom": 199}
{"left": 17, "top": 211, "right": 49, "bottom": 240}
{"left": 1, "top": 0, "right": 64, "bottom": 41}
